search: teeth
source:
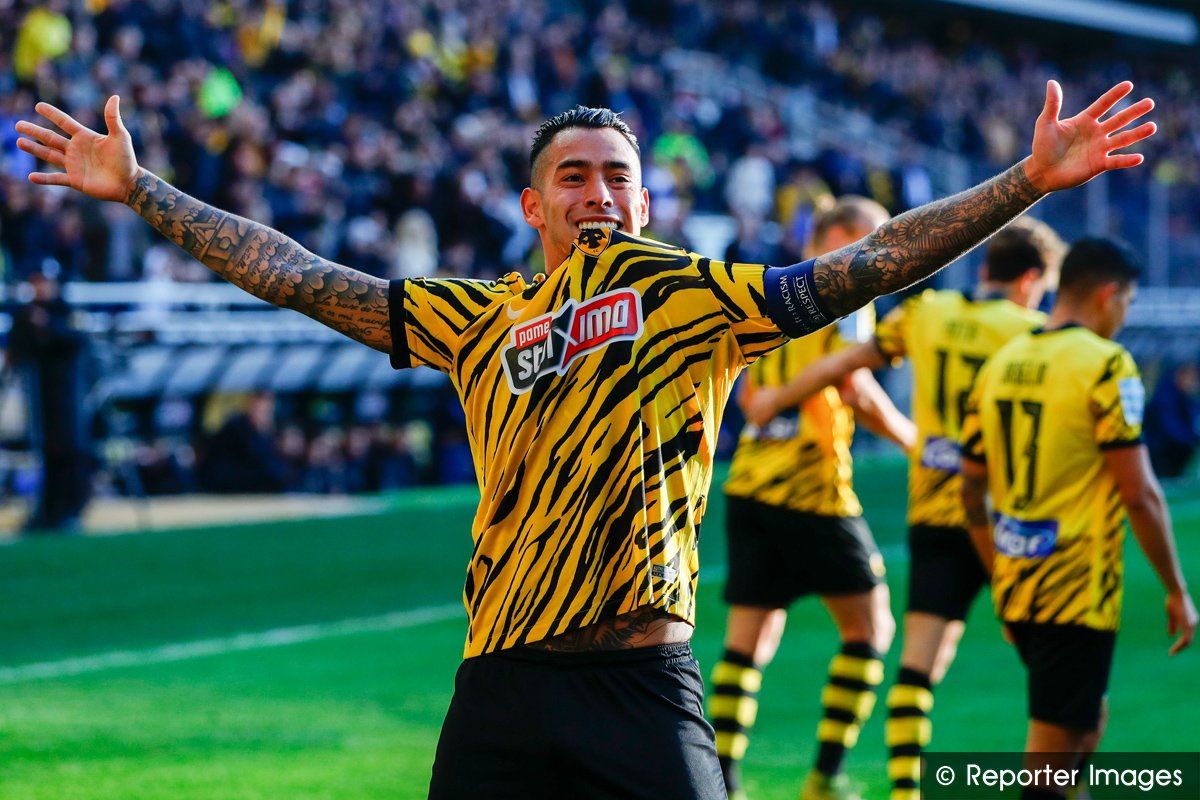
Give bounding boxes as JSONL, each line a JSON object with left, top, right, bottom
{"left": 579, "top": 221, "right": 619, "bottom": 230}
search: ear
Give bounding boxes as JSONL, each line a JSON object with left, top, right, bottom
{"left": 521, "top": 187, "right": 544, "bottom": 229}
{"left": 638, "top": 187, "right": 650, "bottom": 229}
{"left": 1018, "top": 267, "right": 1043, "bottom": 292}
{"left": 1094, "top": 280, "right": 1120, "bottom": 309}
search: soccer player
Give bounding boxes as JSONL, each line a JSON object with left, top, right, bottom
{"left": 17, "top": 79, "right": 1155, "bottom": 799}
{"left": 960, "top": 238, "right": 1197, "bottom": 800}
{"left": 744, "top": 214, "right": 1066, "bottom": 800}
{"left": 710, "top": 196, "right": 915, "bottom": 800}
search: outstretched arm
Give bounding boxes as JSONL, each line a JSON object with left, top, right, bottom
{"left": 811, "top": 81, "right": 1156, "bottom": 317}
{"left": 743, "top": 340, "right": 885, "bottom": 427}
{"left": 16, "top": 96, "right": 391, "bottom": 352}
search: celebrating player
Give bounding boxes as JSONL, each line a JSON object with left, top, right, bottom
{"left": 745, "top": 214, "right": 1066, "bottom": 800}
{"left": 710, "top": 196, "right": 914, "bottom": 800}
{"left": 960, "top": 238, "right": 1197, "bottom": 799}
{"left": 17, "top": 78, "right": 1155, "bottom": 799}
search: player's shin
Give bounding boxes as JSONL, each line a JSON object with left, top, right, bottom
{"left": 813, "top": 642, "right": 884, "bottom": 779}
{"left": 709, "top": 649, "right": 762, "bottom": 798}
{"left": 885, "top": 667, "right": 934, "bottom": 800}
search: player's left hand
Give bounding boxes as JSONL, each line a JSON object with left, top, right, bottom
{"left": 1166, "top": 590, "right": 1197, "bottom": 656}
{"left": 744, "top": 387, "right": 782, "bottom": 428}
{"left": 1024, "top": 80, "right": 1156, "bottom": 193}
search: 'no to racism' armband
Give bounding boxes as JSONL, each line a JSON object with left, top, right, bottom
{"left": 762, "top": 259, "right": 836, "bottom": 338}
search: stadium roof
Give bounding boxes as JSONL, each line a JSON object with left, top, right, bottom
{"left": 935, "top": 0, "right": 1197, "bottom": 44}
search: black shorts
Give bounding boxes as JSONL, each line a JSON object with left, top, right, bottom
{"left": 906, "top": 523, "right": 990, "bottom": 621}
{"left": 1009, "top": 622, "right": 1116, "bottom": 730}
{"left": 723, "top": 495, "right": 885, "bottom": 608}
{"left": 429, "top": 642, "right": 725, "bottom": 800}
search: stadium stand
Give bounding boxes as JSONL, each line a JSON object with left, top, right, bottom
{"left": 1, "top": 0, "right": 1198, "bottom": 505}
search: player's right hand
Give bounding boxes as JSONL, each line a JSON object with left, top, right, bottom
{"left": 1166, "top": 590, "right": 1197, "bottom": 656}
{"left": 16, "top": 95, "right": 139, "bottom": 203}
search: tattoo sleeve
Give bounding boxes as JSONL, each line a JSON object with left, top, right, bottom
{"left": 124, "top": 169, "right": 391, "bottom": 352}
{"left": 813, "top": 160, "right": 1045, "bottom": 317}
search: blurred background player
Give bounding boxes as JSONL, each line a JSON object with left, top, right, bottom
{"left": 710, "top": 197, "right": 915, "bottom": 800}
{"left": 960, "top": 238, "right": 1197, "bottom": 800}
{"left": 745, "top": 216, "right": 1065, "bottom": 800}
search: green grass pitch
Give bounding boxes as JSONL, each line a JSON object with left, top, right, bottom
{"left": 2, "top": 456, "right": 1197, "bottom": 799}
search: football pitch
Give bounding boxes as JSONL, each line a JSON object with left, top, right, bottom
{"left": 2, "top": 457, "right": 1197, "bottom": 800}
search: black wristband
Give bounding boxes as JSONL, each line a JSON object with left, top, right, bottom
{"left": 762, "top": 259, "right": 835, "bottom": 338}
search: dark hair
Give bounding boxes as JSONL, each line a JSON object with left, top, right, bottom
{"left": 1058, "top": 237, "right": 1143, "bottom": 298}
{"left": 984, "top": 216, "right": 1066, "bottom": 284}
{"left": 529, "top": 106, "right": 639, "bottom": 183}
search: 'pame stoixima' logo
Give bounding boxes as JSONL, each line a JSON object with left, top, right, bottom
{"left": 501, "top": 288, "right": 643, "bottom": 394}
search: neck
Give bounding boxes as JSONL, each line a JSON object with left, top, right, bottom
{"left": 1046, "top": 302, "right": 1102, "bottom": 336}
{"left": 974, "top": 282, "right": 1016, "bottom": 303}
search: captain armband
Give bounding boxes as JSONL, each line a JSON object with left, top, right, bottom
{"left": 762, "top": 259, "right": 836, "bottom": 338}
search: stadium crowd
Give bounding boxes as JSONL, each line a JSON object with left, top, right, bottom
{"left": 1, "top": 0, "right": 1198, "bottom": 502}
{"left": 1, "top": 0, "right": 1198, "bottom": 285}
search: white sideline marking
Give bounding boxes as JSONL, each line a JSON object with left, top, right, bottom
{"left": 0, "top": 543, "right": 910, "bottom": 686}
{"left": 0, "top": 603, "right": 464, "bottom": 686}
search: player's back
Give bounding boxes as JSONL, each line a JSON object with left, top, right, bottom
{"left": 725, "top": 313, "right": 871, "bottom": 517}
{"left": 964, "top": 325, "right": 1145, "bottom": 630}
{"left": 875, "top": 289, "right": 1045, "bottom": 527}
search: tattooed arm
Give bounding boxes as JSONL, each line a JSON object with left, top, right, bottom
{"left": 806, "top": 80, "right": 1156, "bottom": 317}
{"left": 813, "top": 163, "right": 1041, "bottom": 316}
{"left": 17, "top": 96, "right": 389, "bottom": 352}
{"left": 125, "top": 170, "right": 390, "bottom": 351}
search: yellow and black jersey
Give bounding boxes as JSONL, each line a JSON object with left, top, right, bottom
{"left": 962, "top": 325, "right": 1144, "bottom": 632}
{"left": 874, "top": 289, "right": 1045, "bottom": 528}
{"left": 390, "top": 228, "right": 787, "bottom": 657}
{"left": 723, "top": 309, "right": 874, "bottom": 518}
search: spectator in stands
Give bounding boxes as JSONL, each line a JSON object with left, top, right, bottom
{"left": 197, "top": 392, "right": 289, "bottom": 494}
{"left": 1145, "top": 361, "right": 1200, "bottom": 479}
{"left": 5, "top": 269, "right": 94, "bottom": 531}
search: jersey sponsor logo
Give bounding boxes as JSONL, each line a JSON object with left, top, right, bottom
{"left": 993, "top": 513, "right": 1058, "bottom": 558}
{"left": 920, "top": 435, "right": 962, "bottom": 474}
{"left": 742, "top": 411, "right": 800, "bottom": 441}
{"left": 1118, "top": 376, "right": 1145, "bottom": 426}
{"left": 501, "top": 288, "right": 644, "bottom": 394}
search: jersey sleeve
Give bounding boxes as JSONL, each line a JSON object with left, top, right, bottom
{"left": 694, "top": 257, "right": 788, "bottom": 363}
{"left": 873, "top": 296, "right": 915, "bottom": 365}
{"left": 389, "top": 277, "right": 510, "bottom": 372}
{"left": 1091, "top": 349, "right": 1145, "bottom": 449}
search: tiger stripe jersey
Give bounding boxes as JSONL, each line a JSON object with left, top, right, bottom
{"left": 723, "top": 309, "right": 874, "bottom": 517}
{"left": 389, "top": 228, "right": 788, "bottom": 657}
{"left": 961, "top": 325, "right": 1145, "bottom": 632}
{"left": 874, "top": 290, "right": 1045, "bottom": 528}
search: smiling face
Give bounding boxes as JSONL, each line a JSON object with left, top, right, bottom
{"left": 520, "top": 127, "right": 650, "bottom": 272}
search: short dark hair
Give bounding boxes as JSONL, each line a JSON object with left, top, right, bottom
{"left": 529, "top": 106, "right": 640, "bottom": 185}
{"left": 1058, "top": 236, "right": 1143, "bottom": 298}
{"left": 983, "top": 216, "right": 1065, "bottom": 284}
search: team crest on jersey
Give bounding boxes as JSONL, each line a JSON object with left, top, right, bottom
{"left": 575, "top": 226, "right": 612, "bottom": 255}
{"left": 501, "top": 288, "right": 643, "bottom": 394}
